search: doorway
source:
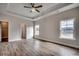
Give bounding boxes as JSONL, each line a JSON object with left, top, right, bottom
{"left": 21, "top": 24, "right": 26, "bottom": 39}
{"left": 0, "top": 21, "right": 8, "bottom": 42}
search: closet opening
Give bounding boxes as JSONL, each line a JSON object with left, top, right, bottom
{"left": 0, "top": 21, "right": 8, "bottom": 42}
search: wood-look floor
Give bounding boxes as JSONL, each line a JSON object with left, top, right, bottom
{"left": 0, "top": 39, "right": 79, "bottom": 56}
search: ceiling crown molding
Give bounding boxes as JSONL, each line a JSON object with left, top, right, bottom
{"left": 1, "top": 3, "right": 79, "bottom": 21}
{"left": 34, "top": 3, "right": 79, "bottom": 21}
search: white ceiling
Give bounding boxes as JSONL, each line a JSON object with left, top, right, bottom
{"left": 0, "top": 3, "right": 78, "bottom": 21}
{"left": 7, "top": 3, "right": 59, "bottom": 19}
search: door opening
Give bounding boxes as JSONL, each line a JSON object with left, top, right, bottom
{"left": 21, "top": 24, "right": 26, "bottom": 39}
{"left": 0, "top": 21, "right": 8, "bottom": 42}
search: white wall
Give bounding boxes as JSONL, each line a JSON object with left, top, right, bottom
{"left": 35, "top": 7, "right": 79, "bottom": 48}
{"left": 27, "top": 26, "right": 33, "bottom": 39}
{"left": 0, "top": 14, "right": 33, "bottom": 42}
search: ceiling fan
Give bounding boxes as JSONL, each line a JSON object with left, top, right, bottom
{"left": 24, "top": 3, "right": 43, "bottom": 13}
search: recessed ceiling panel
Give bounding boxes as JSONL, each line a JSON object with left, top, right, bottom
{"left": 0, "top": 3, "right": 71, "bottom": 20}
{"left": 7, "top": 3, "right": 59, "bottom": 19}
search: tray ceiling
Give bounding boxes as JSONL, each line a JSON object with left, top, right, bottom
{"left": 0, "top": 3, "right": 72, "bottom": 21}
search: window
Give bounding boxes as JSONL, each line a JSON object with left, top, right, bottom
{"left": 35, "top": 25, "right": 39, "bottom": 35}
{"left": 27, "top": 26, "right": 33, "bottom": 39}
{"left": 60, "top": 19, "right": 75, "bottom": 40}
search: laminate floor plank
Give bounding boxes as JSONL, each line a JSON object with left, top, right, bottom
{"left": 0, "top": 39, "right": 79, "bottom": 56}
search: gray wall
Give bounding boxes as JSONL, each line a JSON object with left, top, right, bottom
{"left": 35, "top": 7, "right": 79, "bottom": 48}
{"left": 0, "top": 14, "right": 33, "bottom": 42}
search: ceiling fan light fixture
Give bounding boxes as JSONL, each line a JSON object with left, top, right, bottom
{"left": 24, "top": 3, "right": 43, "bottom": 13}
{"left": 31, "top": 8, "right": 36, "bottom": 12}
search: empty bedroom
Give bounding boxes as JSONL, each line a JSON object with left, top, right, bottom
{"left": 0, "top": 3, "right": 79, "bottom": 56}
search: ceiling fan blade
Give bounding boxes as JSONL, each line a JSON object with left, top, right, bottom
{"left": 24, "top": 6, "right": 32, "bottom": 8}
{"left": 35, "top": 9, "right": 40, "bottom": 12}
{"left": 35, "top": 5, "right": 42, "bottom": 8}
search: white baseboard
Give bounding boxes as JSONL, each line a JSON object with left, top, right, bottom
{"left": 9, "top": 39, "right": 21, "bottom": 42}
{"left": 36, "top": 37, "right": 79, "bottom": 49}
